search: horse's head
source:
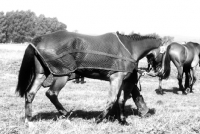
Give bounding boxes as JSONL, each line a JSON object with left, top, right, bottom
{"left": 146, "top": 46, "right": 165, "bottom": 72}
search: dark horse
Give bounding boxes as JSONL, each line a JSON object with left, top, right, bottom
{"left": 146, "top": 42, "right": 200, "bottom": 95}
{"left": 16, "top": 30, "right": 161, "bottom": 124}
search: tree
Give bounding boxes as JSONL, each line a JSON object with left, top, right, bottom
{"left": 1, "top": 10, "right": 67, "bottom": 43}
{"left": 5, "top": 11, "right": 67, "bottom": 43}
{"left": 0, "top": 12, "right": 8, "bottom": 43}
{"left": 34, "top": 14, "right": 66, "bottom": 37}
{"left": 162, "top": 36, "right": 174, "bottom": 46}
{"left": 6, "top": 10, "right": 37, "bottom": 43}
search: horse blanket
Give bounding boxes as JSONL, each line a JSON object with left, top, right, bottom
{"left": 32, "top": 30, "right": 137, "bottom": 76}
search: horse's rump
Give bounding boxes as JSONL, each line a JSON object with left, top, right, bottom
{"left": 32, "top": 31, "right": 137, "bottom": 76}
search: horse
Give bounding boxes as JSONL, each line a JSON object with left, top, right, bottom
{"left": 16, "top": 30, "right": 162, "bottom": 125}
{"left": 146, "top": 42, "right": 200, "bottom": 95}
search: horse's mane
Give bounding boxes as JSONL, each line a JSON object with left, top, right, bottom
{"left": 32, "top": 36, "right": 43, "bottom": 45}
{"left": 188, "top": 42, "right": 200, "bottom": 47}
{"left": 116, "top": 31, "right": 158, "bottom": 41}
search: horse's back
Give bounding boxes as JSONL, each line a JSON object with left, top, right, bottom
{"left": 33, "top": 30, "right": 119, "bottom": 50}
{"left": 30, "top": 30, "right": 135, "bottom": 75}
{"left": 32, "top": 30, "right": 129, "bottom": 58}
{"left": 184, "top": 42, "right": 200, "bottom": 67}
{"left": 167, "top": 42, "right": 187, "bottom": 66}
{"left": 168, "top": 42, "right": 198, "bottom": 67}
{"left": 168, "top": 42, "right": 185, "bottom": 57}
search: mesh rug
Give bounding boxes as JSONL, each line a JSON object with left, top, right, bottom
{"left": 33, "top": 31, "right": 137, "bottom": 76}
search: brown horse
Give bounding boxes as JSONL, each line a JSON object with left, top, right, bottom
{"left": 16, "top": 30, "right": 161, "bottom": 124}
{"left": 146, "top": 42, "right": 200, "bottom": 95}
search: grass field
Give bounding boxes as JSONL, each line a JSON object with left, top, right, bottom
{"left": 1, "top": 45, "right": 200, "bottom": 134}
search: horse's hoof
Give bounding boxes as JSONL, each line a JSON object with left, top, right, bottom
{"left": 185, "top": 88, "right": 190, "bottom": 93}
{"left": 120, "top": 120, "right": 129, "bottom": 125}
{"left": 155, "top": 89, "right": 164, "bottom": 95}
{"left": 95, "top": 118, "right": 102, "bottom": 124}
{"left": 81, "top": 81, "right": 86, "bottom": 84}
{"left": 182, "top": 91, "right": 187, "bottom": 95}
{"left": 95, "top": 114, "right": 104, "bottom": 124}
{"left": 60, "top": 115, "right": 67, "bottom": 119}
{"left": 138, "top": 107, "right": 149, "bottom": 117}
{"left": 158, "top": 91, "right": 163, "bottom": 95}
{"left": 159, "top": 89, "right": 164, "bottom": 95}
{"left": 140, "top": 108, "right": 156, "bottom": 118}
{"left": 25, "top": 118, "right": 35, "bottom": 128}
{"left": 59, "top": 109, "right": 68, "bottom": 117}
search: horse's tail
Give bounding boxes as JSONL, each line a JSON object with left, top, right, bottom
{"left": 160, "top": 45, "right": 171, "bottom": 79}
{"left": 16, "top": 44, "right": 35, "bottom": 97}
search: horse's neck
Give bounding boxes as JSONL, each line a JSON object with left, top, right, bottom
{"left": 117, "top": 34, "right": 160, "bottom": 61}
{"left": 133, "top": 40, "right": 160, "bottom": 61}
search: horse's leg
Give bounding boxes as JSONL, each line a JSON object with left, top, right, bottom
{"left": 158, "top": 77, "right": 163, "bottom": 95}
{"left": 80, "top": 76, "right": 85, "bottom": 84}
{"left": 184, "top": 69, "right": 190, "bottom": 93}
{"left": 25, "top": 58, "right": 46, "bottom": 123}
{"left": 76, "top": 74, "right": 80, "bottom": 83}
{"left": 46, "top": 76, "right": 69, "bottom": 116}
{"left": 131, "top": 70, "right": 149, "bottom": 117}
{"left": 25, "top": 74, "right": 46, "bottom": 123}
{"left": 117, "top": 79, "right": 135, "bottom": 125}
{"left": 189, "top": 67, "right": 197, "bottom": 93}
{"left": 96, "top": 72, "right": 124, "bottom": 123}
{"left": 177, "top": 66, "right": 186, "bottom": 94}
{"left": 118, "top": 91, "right": 126, "bottom": 124}
{"left": 131, "top": 85, "right": 149, "bottom": 117}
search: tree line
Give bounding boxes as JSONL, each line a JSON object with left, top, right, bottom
{"left": 0, "top": 10, "right": 67, "bottom": 43}
{"left": 0, "top": 10, "right": 174, "bottom": 44}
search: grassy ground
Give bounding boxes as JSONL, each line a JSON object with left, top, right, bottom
{"left": 0, "top": 46, "right": 200, "bottom": 133}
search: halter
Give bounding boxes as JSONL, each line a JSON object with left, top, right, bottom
{"left": 154, "top": 46, "right": 166, "bottom": 62}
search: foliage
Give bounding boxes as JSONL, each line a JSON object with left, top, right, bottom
{"left": 0, "top": 10, "right": 67, "bottom": 43}
{"left": 34, "top": 14, "right": 67, "bottom": 37}
{"left": 6, "top": 10, "right": 37, "bottom": 43}
{"left": 162, "top": 36, "right": 174, "bottom": 46}
{"left": 145, "top": 33, "right": 174, "bottom": 46}
{"left": 0, "top": 12, "right": 8, "bottom": 43}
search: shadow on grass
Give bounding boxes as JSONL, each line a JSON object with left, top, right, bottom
{"left": 31, "top": 105, "right": 147, "bottom": 121}
{"left": 31, "top": 111, "right": 61, "bottom": 121}
{"left": 155, "top": 87, "right": 179, "bottom": 95}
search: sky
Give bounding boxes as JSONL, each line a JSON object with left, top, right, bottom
{"left": 1, "top": 0, "right": 200, "bottom": 42}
